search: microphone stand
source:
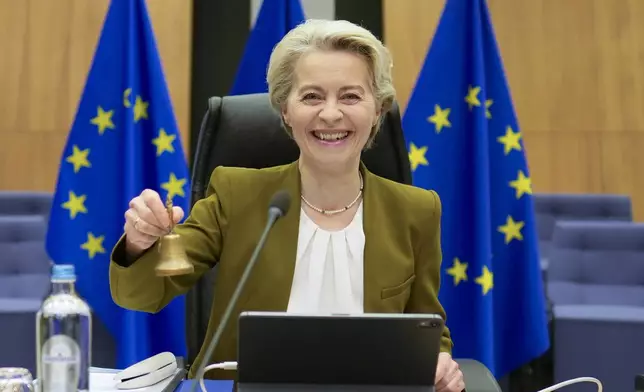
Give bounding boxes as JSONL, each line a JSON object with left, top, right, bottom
{"left": 189, "top": 205, "right": 286, "bottom": 392}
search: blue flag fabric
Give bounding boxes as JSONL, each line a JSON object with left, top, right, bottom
{"left": 46, "top": 0, "right": 190, "bottom": 368}
{"left": 402, "top": 0, "right": 549, "bottom": 378}
{"left": 230, "top": 0, "right": 306, "bottom": 95}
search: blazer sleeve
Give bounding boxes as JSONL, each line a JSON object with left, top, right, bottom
{"left": 108, "top": 167, "right": 231, "bottom": 314}
{"left": 406, "top": 189, "right": 454, "bottom": 354}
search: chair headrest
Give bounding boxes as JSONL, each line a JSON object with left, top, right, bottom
{"left": 0, "top": 192, "right": 52, "bottom": 216}
{"left": 552, "top": 221, "right": 644, "bottom": 250}
{"left": 191, "top": 93, "right": 411, "bottom": 200}
{"left": 534, "top": 193, "right": 632, "bottom": 219}
{"left": 0, "top": 215, "right": 47, "bottom": 242}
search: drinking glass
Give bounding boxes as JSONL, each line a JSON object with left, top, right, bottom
{"left": 0, "top": 368, "right": 34, "bottom": 392}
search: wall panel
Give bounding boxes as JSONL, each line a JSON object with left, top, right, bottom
{"left": 0, "top": 0, "right": 191, "bottom": 191}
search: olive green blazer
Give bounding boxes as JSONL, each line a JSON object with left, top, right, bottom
{"left": 109, "top": 160, "right": 453, "bottom": 380}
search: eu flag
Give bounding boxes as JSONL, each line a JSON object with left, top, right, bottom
{"left": 230, "top": 0, "right": 306, "bottom": 95}
{"left": 402, "top": 0, "right": 549, "bottom": 378}
{"left": 45, "top": 0, "right": 190, "bottom": 368}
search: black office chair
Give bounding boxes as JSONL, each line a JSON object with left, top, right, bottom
{"left": 188, "top": 93, "right": 501, "bottom": 392}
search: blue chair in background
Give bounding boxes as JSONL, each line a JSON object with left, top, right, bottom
{"left": 0, "top": 215, "right": 50, "bottom": 372}
{"left": 534, "top": 193, "right": 632, "bottom": 270}
{"left": 548, "top": 220, "right": 644, "bottom": 392}
{"left": 0, "top": 206, "right": 116, "bottom": 372}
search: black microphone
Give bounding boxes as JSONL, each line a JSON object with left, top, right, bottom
{"left": 190, "top": 190, "right": 292, "bottom": 390}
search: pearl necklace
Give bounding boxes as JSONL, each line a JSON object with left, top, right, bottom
{"left": 300, "top": 173, "right": 364, "bottom": 216}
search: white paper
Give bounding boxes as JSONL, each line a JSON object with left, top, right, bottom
{"left": 35, "top": 368, "right": 181, "bottom": 392}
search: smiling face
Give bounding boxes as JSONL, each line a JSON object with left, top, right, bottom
{"left": 282, "top": 50, "right": 381, "bottom": 171}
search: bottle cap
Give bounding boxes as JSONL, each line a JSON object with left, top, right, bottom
{"left": 52, "top": 264, "right": 76, "bottom": 281}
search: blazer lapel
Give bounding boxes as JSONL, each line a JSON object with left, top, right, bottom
{"left": 361, "top": 162, "right": 391, "bottom": 313}
{"left": 244, "top": 160, "right": 302, "bottom": 311}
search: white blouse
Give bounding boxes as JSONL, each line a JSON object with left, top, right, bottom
{"left": 286, "top": 202, "right": 365, "bottom": 315}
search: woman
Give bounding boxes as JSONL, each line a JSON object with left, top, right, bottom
{"left": 109, "top": 19, "right": 464, "bottom": 392}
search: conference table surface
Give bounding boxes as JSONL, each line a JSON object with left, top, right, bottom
{"left": 175, "top": 379, "right": 233, "bottom": 392}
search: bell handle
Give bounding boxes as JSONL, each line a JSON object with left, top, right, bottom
{"left": 165, "top": 195, "right": 175, "bottom": 234}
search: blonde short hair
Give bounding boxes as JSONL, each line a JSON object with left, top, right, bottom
{"left": 267, "top": 19, "right": 396, "bottom": 148}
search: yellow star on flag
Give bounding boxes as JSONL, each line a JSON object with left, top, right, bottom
{"left": 475, "top": 266, "right": 494, "bottom": 295}
{"left": 161, "top": 172, "right": 187, "bottom": 200}
{"left": 152, "top": 128, "right": 176, "bottom": 156}
{"left": 61, "top": 191, "right": 87, "bottom": 219}
{"left": 446, "top": 257, "right": 468, "bottom": 286}
{"left": 133, "top": 95, "right": 149, "bottom": 122}
{"left": 65, "top": 145, "right": 91, "bottom": 173}
{"left": 81, "top": 232, "right": 105, "bottom": 259}
{"left": 497, "top": 126, "right": 522, "bottom": 155}
{"left": 498, "top": 215, "right": 525, "bottom": 244}
{"left": 427, "top": 104, "right": 451, "bottom": 133}
{"left": 408, "top": 143, "right": 429, "bottom": 171}
{"left": 90, "top": 106, "right": 115, "bottom": 135}
{"left": 509, "top": 170, "right": 532, "bottom": 199}
{"left": 465, "top": 85, "right": 481, "bottom": 110}
{"left": 485, "top": 99, "right": 493, "bottom": 118}
{"left": 123, "top": 88, "right": 132, "bottom": 108}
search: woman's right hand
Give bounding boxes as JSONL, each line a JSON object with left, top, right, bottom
{"left": 124, "top": 189, "right": 184, "bottom": 258}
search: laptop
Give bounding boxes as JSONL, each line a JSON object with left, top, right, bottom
{"left": 236, "top": 312, "right": 444, "bottom": 391}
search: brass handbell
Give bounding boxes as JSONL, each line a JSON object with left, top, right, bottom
{"left": 155, "top": 196, "right": 194, "bottom": 277}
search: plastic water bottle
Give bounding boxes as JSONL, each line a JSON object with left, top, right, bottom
{"left": 35, "top": 264, "right": 91, "bottom": 392}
